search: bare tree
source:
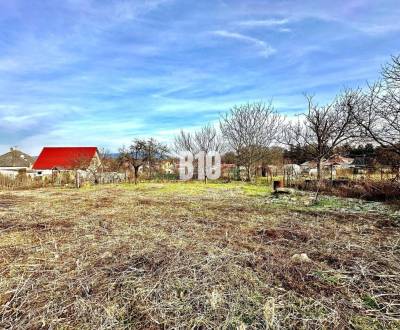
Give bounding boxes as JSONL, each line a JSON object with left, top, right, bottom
{"left": 70, "top": 156, "right": 89, "bottom": 188}
{"left": 98, "top": 148, "right": 119, "bottom": 173}
{"left": 353, "top": 55, "right": 400, "bottom": 159}
{"left": 174, "top": 124, "right": 224, "bottom": 182}
{"left": 68, "top": 148, "right": 109, "bottom": 187}
{"left": 82, "top": 147, "right": 119, "bottom": 184}
{"left": 383, "top": 54, "right": 400, "bottom": 85}
{"left": 119, "top": 139, "right": 169, "bottom": 183}
{"left": 143, "top": 138, "right": 169, "bottom": 179}
{"left": 284, "top": 91, "right": 358, "bottom": 180}
{"left": 220, "top": 101, "right": 282, "bottom": 181}
{"left": 174, "top": 124, "right": 224, "bottom": 154}
{"left": 118, "top": 141, "right": 146, "bottom": 184}
{"left": 174, "top": 130, "right": 196, "bottom": 154}
{"left": 85, "top": 149, "right": 105, "bottom": 184}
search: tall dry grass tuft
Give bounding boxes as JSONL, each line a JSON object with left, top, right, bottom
{"left": 0, "top": 173, "right": 47, "bottom": 190}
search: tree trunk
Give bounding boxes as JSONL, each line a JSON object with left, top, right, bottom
{"left": 261, "top": 167, "right": 267, "bottom": 177}
{"left": 148, "top": 161, "right": 152, "bottom": 179}
{"left": 134, "top": 166, "right": 139, "bottom": 184}
{"left": 235, "top": 165, "right": 240, "bottom": 181}
{"left": 317, "top": 160, "right": 322, "bottom": 181}
{"left": 314, "top": 160, "right": 323, "bottom": 203}
{"left": 203, "top": 155, "right": 207, "bottom": 184}
{"left": 75, "top": 170, "right": 80, "bottom": 188}
{"left": 246, "top": 166, "right": 252, "bottom": 182}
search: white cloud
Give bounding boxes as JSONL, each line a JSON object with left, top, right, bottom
{"left": 351, "top": 23, "right": 400, "bottom": 36}
{"left": 0, "top": 34, "right": 82, "bottom": 74}
{"left": 211, "top": 30, "right": 276, "bottom": 58}
{"left": 238, "top": 18, "right": 289, "bottom": 28}
{"left": 66, "top": 0, "right": 171, "bottom": 22}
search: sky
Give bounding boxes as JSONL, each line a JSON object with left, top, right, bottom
{"left": 0, "top": 0, "right": 399, "bottom": 155}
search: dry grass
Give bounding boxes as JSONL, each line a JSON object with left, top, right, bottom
{"left": 0, "top": 182, "right": 399, "bottom": 329}
{"left": 296, "top": 180, "right": 400, "bottom": 202}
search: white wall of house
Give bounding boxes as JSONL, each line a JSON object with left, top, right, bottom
{"left": 34, "top": 170, "right": 54, "bottom": 176}
{"left": 0, "top": 168, "right": 37, "bottom": 178}
{"left": 0, "top": 166, "right": 29, "bottom": 171}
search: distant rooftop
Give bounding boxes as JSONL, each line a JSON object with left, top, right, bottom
{"left": 0, "top": 148, "right": 35, "bottom": 168}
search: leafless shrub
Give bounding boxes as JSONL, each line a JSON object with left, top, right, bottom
{"left": 174, "top": 124, "right": 225, "bottom": 182}
{"left": 220, "top": 101, "right": 283, "bottom": 181}
{"left": 284, "top": 91, "right": 359, "bottom": 180}
{"left": 119, "top": 139, "right": 169, "bottom": 184}
{"left": 352, "top": 55, "right": 400, "bottom": 169}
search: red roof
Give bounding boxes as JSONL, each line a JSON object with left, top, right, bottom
{"left": 33, "top": 147, "right": 98, "bottom": 170}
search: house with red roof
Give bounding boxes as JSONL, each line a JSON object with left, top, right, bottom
{"left": 33, "top": 147, "right": 101, "bottom": 176}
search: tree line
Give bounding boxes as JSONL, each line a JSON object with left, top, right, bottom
{"left": 113, "top": 54, "right": 400, "bottom": 182}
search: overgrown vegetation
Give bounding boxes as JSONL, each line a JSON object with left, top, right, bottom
{"left": 0, "top": 173, "right": 46, "bottom": 190}
{"left": 1, "top": 182, "right": 399, "bottom": 329}
{"left": 296, "top": 180, "right": 400, "bottom": 202}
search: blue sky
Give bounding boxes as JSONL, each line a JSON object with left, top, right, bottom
{"left": 0, "top": 0, "right": 399, "bottom": 155}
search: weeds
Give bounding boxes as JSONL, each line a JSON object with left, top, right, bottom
{"left": 0, "top": 182, "right": 399, "bottom": 328}
{"left": 296, "top": 179, "right": 400, "bottom": 203}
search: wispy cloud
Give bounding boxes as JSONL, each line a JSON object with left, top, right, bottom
{"left": 351, "top": 23, "right": 400, "bottom": 36}
{"left": 64, "top": 0, "right": 171, "bottom": 23}
{"left": 238, "top": 18, "right": 289, "bottom": 28}
{"left": 210, "top": 30, "right": 276, "bottom": 58}
{"left": 0, "top": 0, "right": 399, "bottom": 154}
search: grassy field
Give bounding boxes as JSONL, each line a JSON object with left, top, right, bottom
{"left": 0, "top": 182, "right": 399, "bottom": 329}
